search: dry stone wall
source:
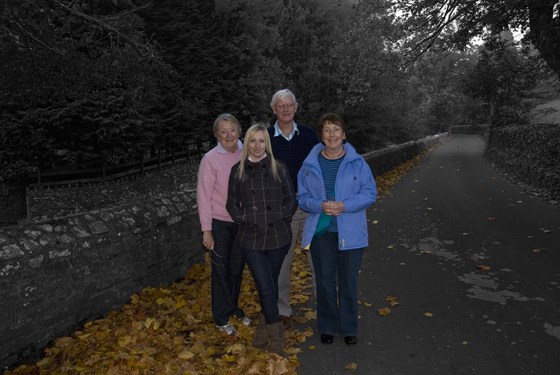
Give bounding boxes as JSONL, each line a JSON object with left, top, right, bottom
{"left": 0, "top": 191, "right": 203, "bottom": 370}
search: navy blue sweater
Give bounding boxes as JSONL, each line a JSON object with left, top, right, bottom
{"left": 268, "top": 123, "right": 318, "bottom": 193}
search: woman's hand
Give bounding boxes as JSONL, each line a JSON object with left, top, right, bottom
{"left": 202, "top": 230, "right": 214, "bottom": 250}
{"left": 321, "top": 201, "right": 344, "bottom": 216}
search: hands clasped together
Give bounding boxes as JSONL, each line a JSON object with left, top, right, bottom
{"left": 321, "top": 200, "right": 344, "bottom": 216}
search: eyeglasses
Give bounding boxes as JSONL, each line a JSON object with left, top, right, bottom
{"left": 275, "top": 103, "right": 296, "bottom": 110}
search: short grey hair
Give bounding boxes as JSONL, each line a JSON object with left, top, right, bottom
{"left": 270, "top": 88, "right": 298, "bottom": 108}
{"left": 212, "top": 113, "right": 241, "bottom": 138}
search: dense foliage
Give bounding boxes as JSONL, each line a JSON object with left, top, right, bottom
{"left": 0, "top": 0, "right": 190, "bottom": 181}
{"left": 485, "top": 124, "right": 560, "bottom": 202}
{"left": 461, "top": 38, "right": 542, "bottom": 126}
{"left": 1, "top": 0, "right": 555, "bottom": 183}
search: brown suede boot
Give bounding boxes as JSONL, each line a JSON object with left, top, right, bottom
{"left": 266, "top": 321, "right": 285, "bottom": 356}
{"left": 253, "top": 313, "right": 268, "bottom": 348}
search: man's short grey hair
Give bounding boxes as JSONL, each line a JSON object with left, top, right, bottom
{"left": 270, "top": 89, "right": 298, "bottom": 108}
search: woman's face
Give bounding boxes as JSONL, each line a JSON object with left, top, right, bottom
{"left": 216, "top": 120, "right": 239, "bottom": 152}
{"left": 321, "top": 121, "right": 345, "bottom": 150}
{"left": 247, "top": 130, "right": 267, "bottom": 161}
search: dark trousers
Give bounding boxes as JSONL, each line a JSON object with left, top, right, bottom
{"left": 211, "top": 219, "right": 245, "bottom": 326}
{"left": 243, "top": 244, "right": 289, "bottom": 325}
{"left": 310, "top": 231, "right": 363, "bottom": 336}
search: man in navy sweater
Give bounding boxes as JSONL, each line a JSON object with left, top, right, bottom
{"left": 268, "top": 89, "right": 318, "bottom": 329}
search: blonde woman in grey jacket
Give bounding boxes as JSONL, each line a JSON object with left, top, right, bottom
{"left": 226, "top": 123, "right": 297, "bottom": 355}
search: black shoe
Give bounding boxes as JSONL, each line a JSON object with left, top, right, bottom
{"left": 344, "top": 336, "right": 357, "bottom": 345}
{"left": 320, "top": 334, "right": 334, "bottom": 344}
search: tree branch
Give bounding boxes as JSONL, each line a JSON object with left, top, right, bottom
{"left": 7, "top": 18, "right": 66, "bottom": 55}
{"left": 45, "top": 0, "right": 153, "bottom": 56}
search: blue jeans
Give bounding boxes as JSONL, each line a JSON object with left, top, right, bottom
{"left": 211, "top": 219, "right": 246, "bottom": 326}
{"left": 310, "top": 231, "right": 363, "bottom": 336}
{"left": 243, "top": 244, "right": 289, "bottom": 324}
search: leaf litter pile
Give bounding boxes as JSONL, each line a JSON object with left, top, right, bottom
{"left": 6, "top": 150, "right": 429, "bottom": 375}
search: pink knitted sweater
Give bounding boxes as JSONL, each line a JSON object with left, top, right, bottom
{"left": 196, "top": 140, "right": 243, "bottom": 232}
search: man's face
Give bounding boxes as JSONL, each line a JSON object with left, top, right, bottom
{"left": 273, "top": 97, "right": 298, "bottom": 124}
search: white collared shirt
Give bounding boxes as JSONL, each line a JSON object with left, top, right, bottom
{"left": 216, "top": 139, "right": 243, "bottom": 153}
{"left": 273, "top": 121, "right": 300, "bottom": 141}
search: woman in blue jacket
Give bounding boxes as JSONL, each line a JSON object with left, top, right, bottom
{"left": 297, "top": 113, "right": 377, "bottom": 345}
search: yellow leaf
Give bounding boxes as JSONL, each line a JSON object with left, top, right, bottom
{"left": 424, "top": 312, "right": 433, "bottom": 318}
{"left": 36, "top": 357, "right": 52, "bottom": 367}
{"left": 267, "top": 357, "right": 290, "bottom": 375}
{"left": 223, "top": 353, "right": 236, "bottom": 363}
{"left": 178, "top": 350, "right": 195, "bottom": 360}
{"left": 118, "top": 335, "right": 132, "bottom": 347}
{"left": 477, "top": 265, "right": 491, "bottom": 271}
{"left": 309, "top": 345, "right": 316, "bottom": 350}
{"left": 143, "top": 317, "right": 154, "bottom": 329}
{"left": 345, "top": 362, "right": 358, "bottom": 370}
{"left": 362, "top": 302, "right": 373, "bottom": 308}
{"left": 54, "top": 336, "right": 74, "bottom": 348}
{"left": 377, "top": 307, "right": 391, "bottom": 316}
{"left": 226, "top": 343, "right": 244, "bottom": 355}
{"left": 386, "top": 295, "right": 399, "bottom": 307}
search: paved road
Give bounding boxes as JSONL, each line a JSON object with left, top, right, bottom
{"left": 296, "top": 135, "right": 560, "bottom": 375}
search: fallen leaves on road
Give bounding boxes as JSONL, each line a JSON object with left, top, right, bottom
{"left": 477, "top": 265, "right": 491, "bottom": 271}
{"left": 375, "top": 150, "right": 432, "bottom": 197}
{"left": 424, "top": 312, "right": 434, "bottom": 318}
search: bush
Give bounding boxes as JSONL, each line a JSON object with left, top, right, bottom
{"left": 485, "top": 123, "right": 560, "bottom": 201}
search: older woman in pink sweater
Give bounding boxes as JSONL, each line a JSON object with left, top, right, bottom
{"left": 196, "top": 113, "right": 250, "bottom": 335}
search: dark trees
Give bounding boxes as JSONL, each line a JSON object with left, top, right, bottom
{"left": 395, "top": 0, "right": 560, "bottom": 78}
{"left": 0, "top": 0, "right": 189, "bottom": 181}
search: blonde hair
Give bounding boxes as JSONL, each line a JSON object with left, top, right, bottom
{"left": 236, "top": 123, "right": 280, "bottom": 181}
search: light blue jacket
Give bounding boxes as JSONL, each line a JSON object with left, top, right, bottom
{"left": 297, "top": 142, "right": 377, "bottom": 250}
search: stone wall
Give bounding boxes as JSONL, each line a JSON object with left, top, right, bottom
{"left": 363, "top": 134, "right": 446, "bottom": 176}
{"left": 0, "top": 191, "right": 203, "bottom": 370}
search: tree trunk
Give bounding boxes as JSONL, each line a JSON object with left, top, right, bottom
{"left": 527, "top": 0, "right": 560, "bottom": 78}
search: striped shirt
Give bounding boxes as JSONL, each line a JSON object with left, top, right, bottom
{"left": 318, "top": 153, "right": 344, "bottom": 232}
